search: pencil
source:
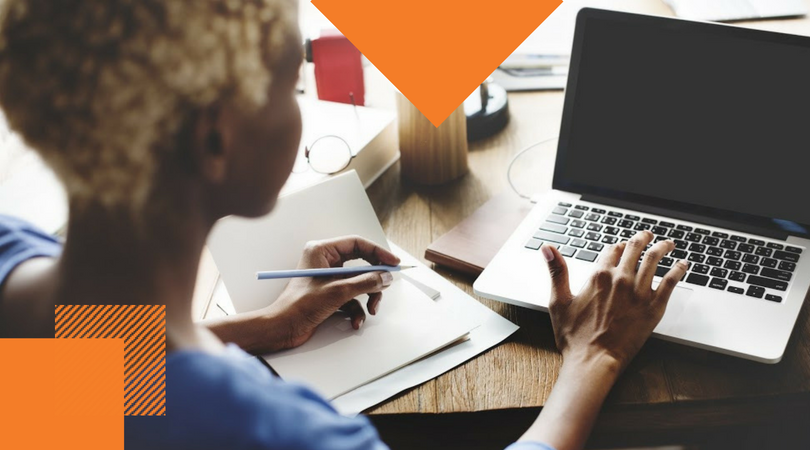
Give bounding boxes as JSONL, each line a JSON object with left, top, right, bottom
{"left": 256, "top": 265, "right": 416, "bottom": 280}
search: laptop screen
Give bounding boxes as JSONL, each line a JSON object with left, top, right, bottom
{"left": 554, "top": 9, "right": 810, "bottom": 236}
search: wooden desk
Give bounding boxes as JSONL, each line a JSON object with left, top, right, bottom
{"left": 361, "top": 4, "right": 810, "bottom": 448}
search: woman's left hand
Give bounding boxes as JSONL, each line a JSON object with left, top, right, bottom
{"left": 262, "top": 235, "right": 400, "bottom": 349}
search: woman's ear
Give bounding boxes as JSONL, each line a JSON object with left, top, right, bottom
{"left": 192, "top": 105, "right": 231, "bottom": 184}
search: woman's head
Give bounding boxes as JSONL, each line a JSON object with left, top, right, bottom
{"left": 0, "top": 0, "right": 303, "bottom": 219}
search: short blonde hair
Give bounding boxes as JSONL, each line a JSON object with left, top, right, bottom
{"left": 0, "top": 0, "right": 297, "bottom": 209}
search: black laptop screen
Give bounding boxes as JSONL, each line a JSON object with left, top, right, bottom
{"left": 554, "top": 10, "right": 810, "bottom": 234}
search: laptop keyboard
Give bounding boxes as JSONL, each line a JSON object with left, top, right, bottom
{"left": 525, "top": 202, "right": 804, "bottom": 303}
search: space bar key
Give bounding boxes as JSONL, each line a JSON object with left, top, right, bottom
{"left": 533, "top": 230, "right": 570, "bottom": 245}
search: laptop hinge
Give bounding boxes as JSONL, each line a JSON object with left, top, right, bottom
{"left": 580, "top": 194, "right": 790, "bottom": 241}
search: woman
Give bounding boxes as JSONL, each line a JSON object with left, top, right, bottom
{"left": 0, "top": 1, "right": 687, "bottom": 449}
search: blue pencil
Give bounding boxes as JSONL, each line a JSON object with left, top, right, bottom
{"left": 256, "top": 265, "right": 416, "bottom": 280}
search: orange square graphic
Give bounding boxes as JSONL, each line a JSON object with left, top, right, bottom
{"left": 0, "top": 339, "right": 124, "bottom": 449}
{"left": 55, "top": 305, "right": 166, "bottom": 416}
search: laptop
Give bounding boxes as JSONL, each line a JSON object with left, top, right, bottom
{"left": 474, "top": 8, "right": 810, "bottom": 364}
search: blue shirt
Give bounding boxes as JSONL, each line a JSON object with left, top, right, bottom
{"left": 0, "top": 214, "right": 555, "bottom": 450}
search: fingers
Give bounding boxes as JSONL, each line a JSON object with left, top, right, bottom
{"left": 314, "top": 236, "right": 400, "bottom": 267}
{"left": 637, "top": 239, "right": 675, "bottom": 289}
{"left": 340, "top": 299, "right": 366, "bottom": 330}
{"left": 541, "top": 244, "right": 573, "bottom": 305}
{"left": 619, "top": 230, "right": 654, "bottom": 272}
{"left": 367, "top": 292, "right": 382, "bottom": 315}
{"left": 655, "top": 259, "right": 689, "bottom": 302}
{"left": 599, "top": 241, "right": 627, "bottom": 269}
{"left": 327, "top": 270, "right": 393, "bottom": 304}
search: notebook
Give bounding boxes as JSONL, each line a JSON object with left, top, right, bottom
{"left": 208, "top": 171, "right": 479, "bottom": 399}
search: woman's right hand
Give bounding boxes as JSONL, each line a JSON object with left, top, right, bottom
{"left": 542, "top": 230, "right": 689, "bottom": 371}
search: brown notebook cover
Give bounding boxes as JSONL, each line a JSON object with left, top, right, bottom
{"left": 425, "top": 192, "right": 533, "bottom": 276}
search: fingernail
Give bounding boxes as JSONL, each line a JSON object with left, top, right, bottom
{"left": 541, "top": 245, "right": 555, "bottom": 262}
{"left": 677, "top": 260, "right": 688, "bottom": 268}
{"left": 359, "top": 318, "right": 364, "bottom": 328}
{"left": 374, "top": 301, "right": 381, "bottom": 314}
{"left": 381, "top": 271, "right": 393, "bottom": 287}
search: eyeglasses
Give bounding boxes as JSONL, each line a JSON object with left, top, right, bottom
{"left": 293, "top": 135, "right": 355, "bottom": 175}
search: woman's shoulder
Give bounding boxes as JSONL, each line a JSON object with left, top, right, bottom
{"left": 0, "top": 214, "right": 61, "bottom": 287}
{"left": 127, "top": 344, "right": 388, "bottom": 450}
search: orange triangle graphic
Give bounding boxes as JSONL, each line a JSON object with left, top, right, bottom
{"left": 311, "top": 0, "right": 562, "bottom": 127}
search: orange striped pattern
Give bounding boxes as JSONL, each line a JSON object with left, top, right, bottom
{"left": 55, "top": 304, "right": 166, "bottom": 416}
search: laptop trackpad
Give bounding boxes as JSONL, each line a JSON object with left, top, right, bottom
{"left": 655, "top": 285, "right": 694, "bottom": 334}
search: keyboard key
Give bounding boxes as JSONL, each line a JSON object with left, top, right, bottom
{"left": 525, "top": 238, "right": 543, "bottom": 250}
{"left": 604, "top": 226, "right": 620, "bottom": 235}
{"left": 547, "top": 215, "right": 569, "bottom": 225}
{"left": 702, "top": 236, "right": 720, "bottom": 246}
{"left": 602, "top": 236, "right": 619, "bottom": 245}
{"left": 585, "top": 232, "right": 602, "bottom": 241}
{"left": 540, "top": 222, "right": 567, "bottom": 234}
{"left": 571, "top": 220, "right": 587, "bottom": 228}
{"left": 724, "top": 261, "right": 742, "bottom": 271}
{"left": 617, "top": 220, "right": 635, "bottom": 228}
{"left": 620, "top": 229, "right": 636, "bottom": 238}
{"left": 654, "top": 236, "right": 668, "bottom": 243}
{"left": 659, "top": 221, "right": 675, "bottom": 228}
{"left": 706, "top": 247, "right": 724, "bottom": 257}
{"left": 685, "top": 233, "right": 702, "bottom": 242}
{"left": 767, "top": 243, "right": 784, "bottom": 250}
{"left": 677, "top": 225, "right": 693, "bottom": 231}
{"left": 674, "top": 240, "right": 688, "bottom": 250}
{"left": 689, "top": 243, "right": 706, "bottom": 253}
{"left": 738, "top": 244, "right": 755, "bottom": 253}
{"left": 707, "top": 257, "right": 723, "bottom": 267}
{"left": 712, "top": 231, "right": 729, "bottom": 239}
{"left": 558, "top": 202, "right": 572, "bottom": 207}
{"left": 559, "top": 246, "right": 576, "bottom": 257}
{"left": 625, "top": 215, "right": 640, "bottom": 221}
{"left": 654, "top": 265, "right": 676, "bottom": 278}
{"left": 710, "top": 267, "right": 728, "bottom": 278}
{"left": 719, "top": 240, "right": 737, "bottom": 250}
{"left": 668, "top": 232, "right": 689, "bottom": 242}
{"left": 765, "top": 294, "right": 783, "bottom": 303}
{"left": 533, "top": 230, "right": 570, "bottom": 245}
{"left": 760, "top": 258, "right": 778, "bottom": 268}
{"left": 692, "top": 264, "right": 710, "bottom": 274}
{"left": 586, "top": 223, "right": 603, "bottom": 232}
{"left": 686, "top": 273, "right": 709, "bottom": 286}
{"left": 728, "top": 286, "right": 744, "bottom": 294}
{"left": 575, "top": 205, "right": 589, "bottom": 211}
{"left": 569, "top": 229, "right": 585, "bottom": 238}
{"left": 587, "top": 242, "right": 604, "bottom": 252}
{"left": 575, "top": 250, "right": 598, "bottom": 262}
{"left": 724, "top": 250, "right": 741, "bottom": 261}
{"left": 747, "top": 275, "right": 788, "bottom": 291}
{"left": 695, "top": 228, "right": 711, "bottom": 235}
{"left": 748, "top": 239, "right": 765, "bottom": 246}
{"left": 569, "top": 210, "right": 585, "bottom": 218}
{"left": 730, "top": 235, "right": 747, "bottom": 242}
{"left": 591, "top": 208, "right": 606, "bottom": 214}
{"left": 585, "top": 213, "right": 601, "bottom": 221}
{"left": 634, "top": 223, "right": 652, "bottom": 231}
{"left": 601, "top": 216, "right": 618, "bottom": 225}
{"left": 742, "top": 264, "right": 760, "bottom": 274}
{"left": 729, "top": 271, "right": 746, "bottom": 282}
{"left": 746, "top": 286, "right": 765, "bottom": 298}
{"left": 671, "top": 249, "right": 688, "bottom": 259}
{"left": 688, "top": 253, "right": 706, "bottom": 263}
{"left": 608, "top": 211, "right": 623, "bottom": 217}
{"left": 660, "top": 257, "right": 674, "bottom": 267}
{"left": 786, "top": 246, "right": 803, "bottom": 254}
{"left": 552, "top": 207, "right": 568, "bottom": 215}
{"left": 742, "top": 254, "right": 759, "bottom": 264}
{"left": 755, "top": 247, "right": 772, "bottom": 257}
{"left": 779, "top": 261, "right": 796, "bottom": 272}
{"left": 773, "top": 250, "right": 800, "bottom": 263}
{"left": 651, "top": 226, "right": 668, "bottom": 235}
{"left": 759, "top": 268, "right": 792, "bottom": 282}
{"left": 709, "top": 278, "right": 728, "bottom": 290}
{"left": 571, "top": 239, "right": 587, "bottom": 248}
{"left": 642, "top": 218, "right": 658, "bottom": 224}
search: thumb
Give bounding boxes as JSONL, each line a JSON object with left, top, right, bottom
{"left": 327, "top": 270, "right": 394, "bottom": 304}
{"left": 541, "top": 244, "right": 572, "bottom": 303}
